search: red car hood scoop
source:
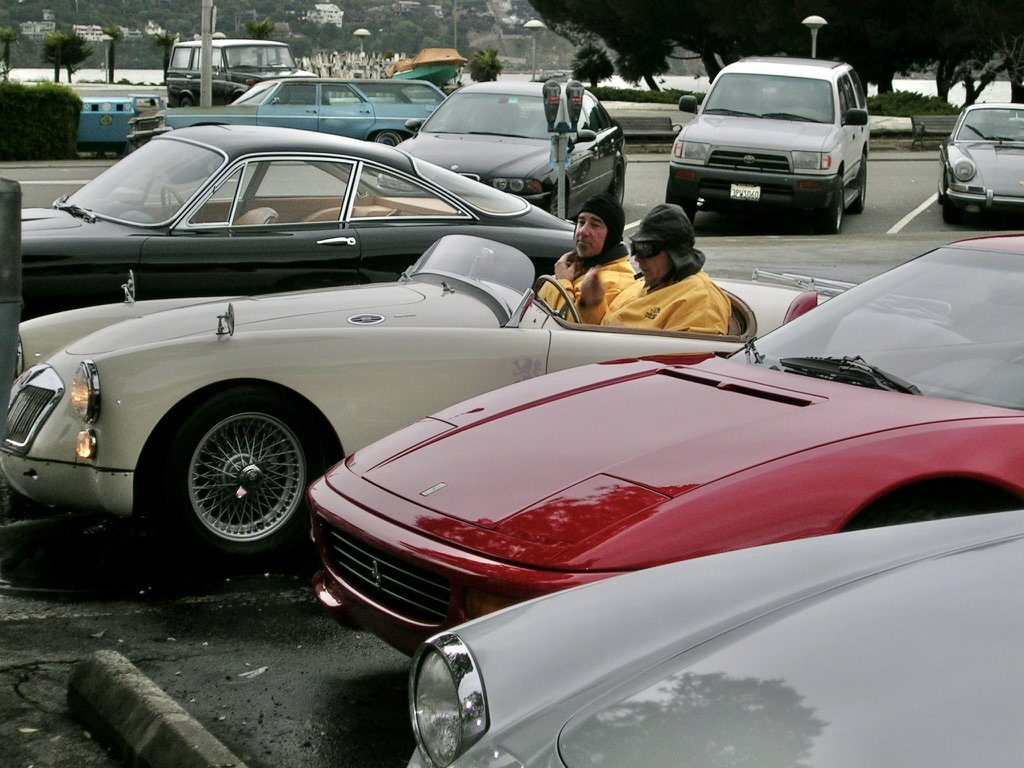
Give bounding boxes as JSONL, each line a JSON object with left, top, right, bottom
{"left": 360, "top": 362, "right": 846, "bottom": 533}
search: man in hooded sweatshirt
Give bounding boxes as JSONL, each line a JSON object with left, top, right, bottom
{"left": 578, "top": 203, "right": 731, "bottom": 334}
{"left": 537, "top": 192, "right": 636, "bottom": 318}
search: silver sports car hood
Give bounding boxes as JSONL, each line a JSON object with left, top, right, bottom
{"left": 64, "top": 283, "right": 428, "bottom": 355}
{"left": 556, "top": 520, "right": 1024, "bottom": 767}
{"left": 961, "top": 142, "right": 1024, "bottom": 193}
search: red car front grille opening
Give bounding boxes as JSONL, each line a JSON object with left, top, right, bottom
{"left": 322, "top": 524, "right": 451, "bottom": 624}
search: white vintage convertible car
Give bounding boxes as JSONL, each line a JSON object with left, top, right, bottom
{"left": 2, "top": 235, "right": 821, "bottom": 561}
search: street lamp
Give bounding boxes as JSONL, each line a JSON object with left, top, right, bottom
{"left": 524, "top": 19, "right": 545, "bottom": 81}
{"left": 353, "top": 28, "right": 370, "bottom": 56}
{"left": 802, "top": 15, "right": 827, "bottom": 59}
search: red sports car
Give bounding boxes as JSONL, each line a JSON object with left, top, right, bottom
{"left": 309, "top": 234, "right": 1024, "bottom": 654}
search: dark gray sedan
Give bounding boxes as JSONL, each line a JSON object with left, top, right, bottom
{"left": 20, "top": 124, "right": 573, "bottom": 318}
{"left": 408, "top": 510, "right": 1024, "bottom": 767}
{"left": 398, "top": 81, "right": 626, "bottom": 217}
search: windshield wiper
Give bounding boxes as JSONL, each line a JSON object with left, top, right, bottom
{"left": 53, "top": 200, "right": 97, "bottom": 222}
{"left": 703, "top": 108, "right": 761, "bottom": 118}
{"left": 761, "top": 111, "right": 817, "bottom": 122}
{"left": 743, "top": 336, "right": 765, "bottom": 365}
{"left": 777, "top": 355, "right": 920, "bottom": 394}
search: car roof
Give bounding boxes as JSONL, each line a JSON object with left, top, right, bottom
{"left": 174, "top": 38, "right": 290, "bottom": 49}
{"left": 254, "top": 77, "right": 442, "bottom": 88}
{"left": 725, "top": 56, "right": 851, "bottom": 78}
{"left": 449, "top": 80, "right": 593, "bottom": 97}
{"left": 155, "top": 124, "right": 419, "bottom": 171}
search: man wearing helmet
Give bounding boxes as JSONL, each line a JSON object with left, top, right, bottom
{"left": 578, "top": 203, "right": 731, "bottom": 334}
{"left": 537, "top": 192, "right": 636, "bottom": 316}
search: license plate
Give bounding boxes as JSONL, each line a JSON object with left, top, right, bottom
{"left": 730, "top": 183, "right": 761, "bottom": 201}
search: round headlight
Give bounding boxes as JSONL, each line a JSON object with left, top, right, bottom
{"left": 953, "top": 158, "right": 976, "bottom": 182}
{"left": 70, "top": 360, "right": 101, "bottom": 423}
{"left": 410, "top": 634, "right": 487, "bottom": 767}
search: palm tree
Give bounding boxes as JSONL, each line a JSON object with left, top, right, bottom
{"left": 244, "top": 19, "right": 275, "bottom": 40}
{"left": 469, "top": 48, "right": 502, "bottom": 82}
{"left": 42, "top": 32, "right": 92, "bottom": 83}
{"left": 101, "top": 25, "right": 124, "bottom": 84}
{"left": 152, "top": 32, "right": 177, "bottom": 81}
{"left": 0, "top": 28, "right": 16, "bottom": 80}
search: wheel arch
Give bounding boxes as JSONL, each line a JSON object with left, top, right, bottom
{"left": 843, "top": 477, "right": 1022, "bottom": 531}
{"left": 134, "top": 378, "right": 343, "bottom": 512}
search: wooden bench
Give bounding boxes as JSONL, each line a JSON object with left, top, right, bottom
{"left": 911, "top": 114, "right": 958, "bottom": 149}
{"left": 615, "top": 115, "right": 682, "bottom": 142}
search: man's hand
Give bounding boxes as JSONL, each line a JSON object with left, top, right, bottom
{"left": 578, "top": 269, "right": 605, "bottom": 308}
{"left": 553, "top": 250, "right": 579, "bottom": 282}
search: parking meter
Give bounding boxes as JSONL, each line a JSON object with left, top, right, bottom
{"left": 0, "top": 178, "right": 21, "bottom": 442}
{"left": 542, "top": 80, "right": 562, "bottom": 133}
{"left": 565, "top": 80, "right": 585, "bottom": 132}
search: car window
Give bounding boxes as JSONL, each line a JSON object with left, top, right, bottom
{"left": 705, "top": 74, "right": 833, "bottom": 123}
{"left": 355, "top": 82, "right": 444, "bottom": 105}
{"left": 274, "top": 82, "right": 317, "bottom": 105}
{"left": 321, "top": 83, "right": 363, "bottom": 105}
{"left": 579, "top": 92, "right": 608, "bottom": 131}
{"left": 228, "top": 159, "right": 355, "bottom": 225}
{"left": 169, "top": 46, "right": 193, "bottom": 69}
{"left": 223, "top": 44, "right": 296, "bottom": 69}
{"left": 232, "top": 79, "right": 278, "bottom": 105}
{"left": 351, "top": 165, "right": 460, "bottom": 219}
{"left": 188, "top": 167, "right": 243, "bottom": 225}
{"left": 413, "top": 159, "right": 530, "bottom": 216}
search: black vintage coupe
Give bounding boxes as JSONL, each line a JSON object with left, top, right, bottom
{"left": 20, "top": 124, "right": 574, "bottom": 318}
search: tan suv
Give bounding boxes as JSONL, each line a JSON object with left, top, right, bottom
{"left": 666, "top": 57, "right": 869, "bottom": 234}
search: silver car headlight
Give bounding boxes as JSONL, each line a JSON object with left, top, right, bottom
{"left": 792, "top": 149, "right": 835, "bottom": 171}
{"left": 410, "top": 633, "right": 488, "bottom": 767}
{"left": 674, "top": 140, "right": 710, "bottom": 163}
{"left": 953, "top": 157, "right": 977, "bottom": 182}
{"left": 70, "top": 360, "right": 100, "bottom": 423}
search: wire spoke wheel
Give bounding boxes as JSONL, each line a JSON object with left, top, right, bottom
{"left": 187, "top": 412, "right": 306, "bottom": 543}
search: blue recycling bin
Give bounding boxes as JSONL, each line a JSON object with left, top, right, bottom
{"left": 0, "top": 178, "right": 21, "bottom": 442}
{"left": 77, "top": 94, "right": 165, "bottom": 155}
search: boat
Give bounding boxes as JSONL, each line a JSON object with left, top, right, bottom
{"left": 387, "top": 48, "right": 466, "bottom": 87}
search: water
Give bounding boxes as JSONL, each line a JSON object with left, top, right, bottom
{"left": 8, "top": 67, "right": 1015, "bottom": 106}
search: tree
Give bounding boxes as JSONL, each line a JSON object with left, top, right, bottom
{"left": 572, "top": 39, "right": 614, "bottom": 87}
{"left": 0, "top": 28, "right": 16, "bottom": 80}
{"left": 469, "top": 48, "right": 502, "bottom": 82}
{"left": 244, "top": 19, "right": 275, "bottom": 40}
{"left": 101, "top": 25, "right": 124, "bottom": 84}
{"left": 152, "top": 32, "right": 177, "bottom": 81}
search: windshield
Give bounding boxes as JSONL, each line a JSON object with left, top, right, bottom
{"left": 741, "top": 243, "right": 1024, "bottom": 410}
{"left": 413, "top": 158, "right": 530, "bottom": 216}
{"left": 406, "top": 234, "right": 536, "bottom": 318}
{"left": 955, "top": 107, "right": 1024, "bottom": 143}
{"left": 64, "top": 138, "right": 225, "bottom": 224}
{"left": 231, "top": 79, "right": 279, "bottom": 105}
{"left": 704, "top": 73, "right": 835, "bottom": 123}
{"left": 421, "top": 91, "right": 553, "bottom": 139}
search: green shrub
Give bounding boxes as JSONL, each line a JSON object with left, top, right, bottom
{"left": 0, "top": 82, "right": 82, "bottom": 161}
{"left": 866, "top": 90, "right": 959, "bottom": 116}
{"left": 591, "top": 86, "right": 699, "bottom": 105}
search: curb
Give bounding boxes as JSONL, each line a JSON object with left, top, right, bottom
{"left": 68, "top": 650, "right": 247, "bottom": 768}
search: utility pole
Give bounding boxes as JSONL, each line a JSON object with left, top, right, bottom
{"left": 200, "top": 0, "right": 213, "bottom": 107}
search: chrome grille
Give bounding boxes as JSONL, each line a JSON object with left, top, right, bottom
{"left": 708, "top": 149, "right": 790, "bottom": 173}
{"left": 322, "top": 523, "right": 451, "bottom": 624}
{"left": 4, "top": 366, "right": 64, "bottom": 454}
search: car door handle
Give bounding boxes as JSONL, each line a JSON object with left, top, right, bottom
{"left": 317, "top": 236, "right": 357, "bottom": 246}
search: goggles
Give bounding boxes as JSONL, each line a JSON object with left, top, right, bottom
{"left": 630, "top": 240, "right": 664, "bottom": 260}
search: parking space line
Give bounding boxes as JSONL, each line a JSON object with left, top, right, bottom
{"left": 888, "top": 193, "right": 937, "bottom": 234}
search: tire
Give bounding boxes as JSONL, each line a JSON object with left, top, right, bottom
{"left": 844, "top": 486, "right": 1018, "bottom": 531}
{"left": 942, "top": 194, "right": 964, "bottom": 224}
{"left": 372, "top": 129, "right": 405, "bottom": 146}
{"left": 178, "top": 92, "right": 194, "bottom": 107}
{"left": 161, "top": 387, "right": 329, "bottom": 560}
{"left": 847, "top": 155, "right": 867, "bottom": 214}
{"left": 814, "top": 186, "right": 844, "bottom": 235}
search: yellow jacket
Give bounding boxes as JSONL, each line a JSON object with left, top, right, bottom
{"left": 580, "top": 270, "right": 732, "bottom": 333}
{"left": 537, "top": 256, "right": 636, "bottom": 317}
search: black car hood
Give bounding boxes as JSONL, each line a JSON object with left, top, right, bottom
{"left": 400, "top": 132, "right": 547, "bottom": 178}
{"left": 21, "top": 208, "right": 88, "bottom": 233}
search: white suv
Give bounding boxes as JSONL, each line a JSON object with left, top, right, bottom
{"left": 665, "top": 57, "right": 869, "bottom": 234}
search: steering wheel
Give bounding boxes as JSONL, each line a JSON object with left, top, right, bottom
{"left": 533, "top": 275, "right": 582, "bottom": 323}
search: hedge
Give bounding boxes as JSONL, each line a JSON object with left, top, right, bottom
{"left": 0, "top": 82, "right": 82, "bottom": 161}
